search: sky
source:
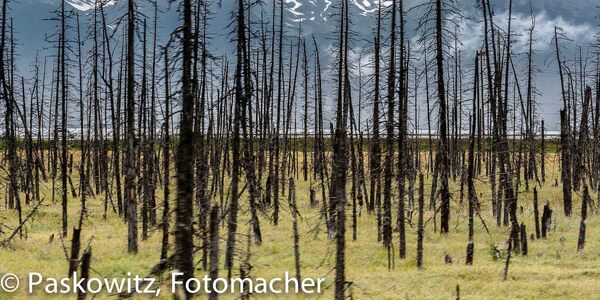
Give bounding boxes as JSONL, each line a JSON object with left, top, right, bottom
{"left": 7, "top": 0, "right": 600, "bottom": 132}
{"left": 281, "top": 0, "right": 598, "bottom": 132}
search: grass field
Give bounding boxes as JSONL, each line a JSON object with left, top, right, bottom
{"left": 1, "top": 154, "right": 600, "bottom": 299}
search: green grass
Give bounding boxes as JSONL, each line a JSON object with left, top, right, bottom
{"left": 0, "top": 155, "right": 599, "bottom": 299}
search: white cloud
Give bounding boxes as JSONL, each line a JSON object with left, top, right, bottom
{"left": 457, "top": 10, "right": 594, "bottom": 55}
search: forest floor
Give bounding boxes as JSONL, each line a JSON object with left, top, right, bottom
{"left": 2, "top": 154, "right": 600, "bottom": 299}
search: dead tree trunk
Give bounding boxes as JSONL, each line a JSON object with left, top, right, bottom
{"left": 541, "top": 203, "right": 552, "bottom": 239}
{"left": 574, "top": 87, "right": 592, "bottom": 191}
{"left": 466, "top": 55, "right": 479, "bottom": 265}
{"left": 382, "top": 0, "right": 397, "bottom": 254}
{"left": 173, "top": 0, "right": 196, "bottom": 291}
{"left": 577, "top": 185, "right": 589, "bottom": 251}
{"left": 68, "top": 227, "right": 82, "bottom": 276}
{"left": 435, "top": 0, "right": 451, "bottom": 234}
{"left": 520, "top": 223, "right": 527, "bottom": 256}
{"left": 160, "top": 45, "right": 171, "bottom": 261}
{"left": 334, "top": 1, "right": 349, "bottom": 298}
{"left": 60, "top": 0, "right": 68, "bottom": 238}
{"left": 533, "top": 187, "right": 540, "bottom": 239}
{"left": 125, "top": 0, "right": 138, "bottom": 253}
{"left": 288, "top": 177, "right": 301, "bottom": 281}
{"left": 239, "top": 1, "right": 262, "bottom": 245}
{"left": 225, "top": 0, "right": 247, "bottom": 279}
{"left": 76, "top": 248, "right": 91, "bottom": 300}
{"left": 208, "top": 205, "right": 220, "bottom": 300}
{"left": 417, "top": 173, "right": 424, "bottom": 270}
{"left": 540, "top": 120, "right": 546, "bottom": 183}
{"left": 396, "top": 0, "right": 407, "bottom": 259}
{"left": 560, "top": 109, "right": 573, "bottom": 216}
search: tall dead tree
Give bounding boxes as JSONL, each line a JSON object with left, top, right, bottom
{"left": 239, "top": 0, "right": 262, "bottom": 245}
{"left": 396, "top": 0, "right": 407, "bottom": 259}
{"left": 75, "top": 12, "right": 86, "bottom": 221}
{"left": 141, "top": 19, "right": 149, "bottom": 240}
{"left": 333, "top": 1, "right": 349, "bottom": 298}
{"left": 148, "top": 2, "right": 158, "bottom": 226}
{"left": 195, "top": 1, "right": 211, "bottom": 269}
{"left": 525, "top": 12, "right": 537, "bottom": 187}
{"left": 382, "top": 0, "right": 397, "bottom": 256}
{"left": 369, "top": 0, "right": 382, "bottom": 218}
{"left": 125, "top": 0, "right": 138, "bottom": 253}
{"left": 573, "top": 87, "right": 591, "bottom": 192}
{"left": 493, "top": 0, "right": 520, "bottom": 251}
{"left": 555, "top": 27, "right": 572, "bottom": 216}
{"left": 481, "top": 0, "right": 499, "bottom": 223}
{"left": 270, "top": 0, "right": 285, "bottom": 226}
{"left": 435, "top": 0, "right": 451, "bottom": 234}
{"left": 466, "top": 54, "right": 480, "bottom": 266}
{"left": 225, "top": 0, "right": 247, "bottom": 279}
{"left": 99, "top": 2, "right": 122, "bottom": 216}
{"left": 1, "top": 0, "right": 20, "bottom": 218}
{"left": 174, "top": 0, "right": 196, "bottom": 293}
{"left": 160, "top": 44, "right": 171, "bottom": 261}
{"left": 302, "top": 38, "right": 309, "bottom": 182}
{"left": 59, "top": 0, "right": 68, "bottom": 237}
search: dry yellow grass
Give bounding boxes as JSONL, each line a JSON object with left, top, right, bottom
{"left": 1, "top": 154, "right": 599, "bottom": 299}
